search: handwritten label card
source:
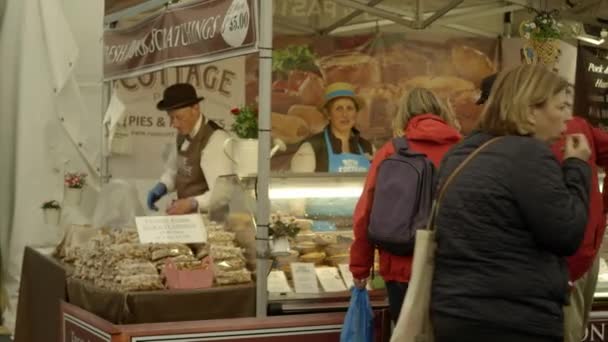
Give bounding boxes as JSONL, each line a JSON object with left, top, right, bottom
{"left": 291, "top": 262, "right": 319, "bottom": 293}
{"left": 316, "top": 267, "right": 347, "bottom": 292}
{"left": 136, "top": 214, "right": 206, "bottom": 244}
{"left": 267, "top": 270, "right": 292, "bottom": 293}
{"left": 338, "top": 264, "right": 355, "bottom": 289}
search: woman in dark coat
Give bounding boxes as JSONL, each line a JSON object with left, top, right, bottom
{"left": 431, "top": 65, "right": 592, "bottom": 342}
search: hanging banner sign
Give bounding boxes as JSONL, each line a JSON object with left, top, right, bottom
{"left": 574, "top": 46, "right": 608, "bottom": 129}
{"left": 104, "top": 0, "right": 257, "bottom": 80}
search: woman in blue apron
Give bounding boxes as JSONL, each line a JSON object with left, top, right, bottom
{"left": 291, "top": 82, "right": 373, "bottom": 173}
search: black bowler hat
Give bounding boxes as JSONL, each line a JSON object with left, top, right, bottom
{"left": 476, "top": 73, "right": 498, "bottom": 105}
{"left": 156, "top": 83, "right": 204, "bottom": 111}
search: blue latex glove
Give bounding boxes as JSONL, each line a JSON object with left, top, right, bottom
{"left": 147, "top": 183, "right": 167, "bottom": 211}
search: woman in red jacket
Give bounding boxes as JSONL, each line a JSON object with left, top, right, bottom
{"left": 349, "top": 87, "right": 462, "bottom": 322}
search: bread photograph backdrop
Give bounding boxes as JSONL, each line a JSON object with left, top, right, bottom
{"left": 245, "top": 33, "right": 500, "bottom": 171}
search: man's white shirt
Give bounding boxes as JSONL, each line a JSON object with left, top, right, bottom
{"left": 160, "top": 115, "right": 232, "bottom": 210}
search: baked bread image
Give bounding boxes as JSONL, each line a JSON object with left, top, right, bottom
{"left": 374, "top": 48, "right": 431, "bottom": 84}
{"left": 272, "top": 112, "right": 311, "bottom": 144}
{"left": 451, "top": 45, "right": 496, "bottom": 87}
{"left": 287, "top": 104, "right": 327, "bottom": 135}
{"left": 316, "top": 52, "right": 381, "bottom": 88}
{"left": 357, "top": 84, "right": 404, "bottom": 140}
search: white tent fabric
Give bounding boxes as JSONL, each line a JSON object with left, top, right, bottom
{"left": 39, "top": 0, "right": 79, "bottom": 93}
{"left": 0, "top": 0, "right": 103, "bottom": 332}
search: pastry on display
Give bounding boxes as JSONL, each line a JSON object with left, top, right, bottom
{"left": 64, "top": 221, "right": 254, "bottom": 291}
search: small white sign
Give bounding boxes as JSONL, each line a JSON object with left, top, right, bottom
{"left": 135, "top": 214, "right": 207, "bottom": 244}
{"left": 291, "top": 262, "right": 319, "bottom": 293}
{"left": 267, "top": 270, "right": 292, "bottom": 293}
{"left": 338, "top": 264, "right": 355, "bottom": 289}
{"left": 316, "top": 267, "right": 347, "bottom": 292}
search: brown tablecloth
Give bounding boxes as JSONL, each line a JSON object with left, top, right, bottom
{"left": 14, "top": 246, "right": 70, "bottom": 342}
{"left": 67, "top": 277, "right": 256, "bottom": 324}
{"left": 13, "top": 247, "right": 256, "bottom": 341}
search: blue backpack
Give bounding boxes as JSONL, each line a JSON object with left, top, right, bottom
{"left": 367, "top": 137, "right": 436, "bottom": 256}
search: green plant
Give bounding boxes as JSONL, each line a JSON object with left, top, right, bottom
{"left": 230, "top": 105, "right": 258, "bottom": 139}
{"left": 269, "top": 213, "right": 300, "bottom": 239}
{"left": 272, "top": 45, "right": 318, "bottom": 79}
{"left": 521, "top": 10, "right": 564, "bottom": 42}
{"left": 41, "top": 200, "right": 61, "bottom": 210}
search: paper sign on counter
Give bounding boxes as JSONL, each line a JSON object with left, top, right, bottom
{"left": 338, "top": 264, "right": 355, "bottom": 289}
{"left": 291, "top": 262, "right": 319, "bottom": 293}
{"left": 316, "top": 267, "right": 347, "bottom": 292}
{"left": 136, "top": 214, "right": 206, "bottom": 244}
{"left": 267, "top": 270, "right": 292, "bottom": 293}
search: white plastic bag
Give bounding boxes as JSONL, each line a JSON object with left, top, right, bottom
{"left": 92, "top": 179, "right": 143, "bottom": 229}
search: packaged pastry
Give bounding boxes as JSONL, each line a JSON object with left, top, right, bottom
{"left": 215, "top": 269, "right": 252, "bottom": 285}
{"left": 119, "top": 274, "right": 164, "bottom": 291}
{"left": 208, "top": 230, "right": 236, "bottom": 244}
{"left": 314, "top": 233, "right": 337, "bottom": 246}
{"left": 299, "top": 252, "right": 326, "bottom": 265}
{"left": 325, "top": 243, "right": 350, "bottom": 257}
{"left": 116, "top": 260, "right": 157, "bottom": 276}
{"left": 294, "top": 241, "right": 318, "bottom": 254}
{"left": 210, "top": 245, "right": 245, "bottom": 261}
{"left": 295, "top": 233, "right": 316, "bottom": 243}
{"left": 326, "top": 254, "right": 350, "bottom": 267}
{"left": 150, "top": 243, "right": 193, "bottom": 261}
{"left": 214, "top": 258, "right": 247, "bottom": 271}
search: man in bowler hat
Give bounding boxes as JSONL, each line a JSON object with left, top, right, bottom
{"left": 147, "top": 83, "right": 232, "bottom": 215}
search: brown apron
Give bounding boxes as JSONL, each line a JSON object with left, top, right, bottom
{"left": 174, "top": 120, "right": 220, "bottom": 199}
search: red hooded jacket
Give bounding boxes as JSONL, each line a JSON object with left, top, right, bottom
{"left": 350, "top": 114, "right": 461, "bottom": 282}
{"left": 551, "top": 117, "right": 608, "bottom": 281}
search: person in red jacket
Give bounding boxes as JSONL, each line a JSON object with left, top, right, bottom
{"left": 349, "top": 87, "right": 462, "bottom": 322}
{"left": 478, "top": 77, "right": 608, "bottom": 342}
{"left": 552, "top": 113, "right": 608, "bottom": 342}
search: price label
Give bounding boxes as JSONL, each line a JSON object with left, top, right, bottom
{"left": 338, "top": 264, "right": 355, "bottom": 289}
{"left": 267, "top": 270, "right": 292, "bottom": 293}
{"left": 135, "top": 214, "right": 206, "bottom": 244}
{"left": 316, "top": 267, "right": 347, "bottom": 292}
{"left": 221, "top": 0, "right": 250, "bottom": 47}
{"left": 291, "top": 262, "right": 319, "bottom": 293}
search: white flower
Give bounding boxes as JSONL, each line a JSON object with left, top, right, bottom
{"left": 529, "top": 22, "right": 536, "bottom": 29}
{"left": 524, "top": 33, "right": 531, "bottom": 39}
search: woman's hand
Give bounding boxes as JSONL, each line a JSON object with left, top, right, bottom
{"left": 564, "top": 133, "right": 591, "bottom": 161}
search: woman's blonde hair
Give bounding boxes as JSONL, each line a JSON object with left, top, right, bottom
{"left": 393, "top": 87, "right": 459, "bottom": 136}
{"left": 478, "top": 64, "right": 569, "bottom": 136}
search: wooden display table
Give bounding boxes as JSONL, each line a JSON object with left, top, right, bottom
{"left": 61, "top": 301, "right": 392, "bottom": 342}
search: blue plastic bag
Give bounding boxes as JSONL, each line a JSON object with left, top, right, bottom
{"left": 340, "top": 287, "right": 374, "bottom": 342}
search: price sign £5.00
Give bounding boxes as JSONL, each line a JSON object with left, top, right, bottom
{"left": 221, "top": 0, "right": 250, "bottom": 47}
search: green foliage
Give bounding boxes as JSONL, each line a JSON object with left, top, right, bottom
{"left": 230, "top": 105, "right": 258, "bottom": 139}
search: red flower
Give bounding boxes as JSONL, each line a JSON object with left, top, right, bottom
{"left": 230, "top": 108, "right": 240, "bottom": 115}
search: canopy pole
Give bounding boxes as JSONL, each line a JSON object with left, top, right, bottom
{"left": 255, "top": 0, "right": 272, "bottom": 318}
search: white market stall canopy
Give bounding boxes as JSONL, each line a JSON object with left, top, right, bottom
{"left": 105, "top": 1, "right": 608, "bottom": 44}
